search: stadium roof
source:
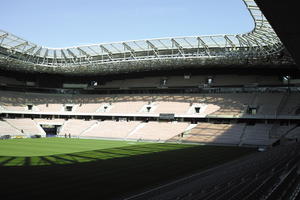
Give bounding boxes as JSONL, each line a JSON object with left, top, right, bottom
{"left": 0, "top": 0, "right": 294, "bottom": 75}
{"left": 254, "top": 0, "right": 300, "bottom": 67}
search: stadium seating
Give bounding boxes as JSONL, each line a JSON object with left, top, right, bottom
{"left": 4, "top": 118, "right": 44, "bottom": 135}
{"left": 0, "top": 91, "right": 263, "bottom": 116}
{"left": 59, "top": 119, "right": 98, "bottom": 137}
{"left": 75, "top": 103, "right": 103, "bottom": 113}
{"left": 82, "top": 120, "right": 141, "bottom": 139}
{"left": 1, "top": 89, "right": 299, "bottom": 146}
{"left": 0, "top": 104, "right": 27, "bottom": 111}
{"left": 127, "top": 121, "right": 190, "bottom": 141}
{"left": 36, "top": 104, "right": 63, "bottom": 112}
{"left": 241, "top": 124, "right": 273, "bottom": 146}
{"left": 169, "top": 122, "right": 282, "bottom": 146}
{"left": 201, "top": 93, "right": 253, "bottom": 116}
{"left": 278, "top": 93, "right": 300, "bottom": 115}
{"left": 138, "top": 144, "right": 300, "bottom": 200}
{"left": 0, "top": 120, "right": 21, "bottom": 136}
{"left": 151, "top": 101, "right": 191, "bottom": 114}
{"left": 285, "top": 126, "right": 300, "bottom": 139}
{"left": 2, "top": 90, "right": 299, "bottom": 117}
{"left": 175, "top": 122, "right": 245, "bottom": 145}
{"left": 252, "top": 93, "right": 284, "bottom": 115}
{"left": 107, "top": 101, "right": 147, "bottom": 114}
{"left": 32, "top": 119, "right": 189, "bottom": 141}
{"left": 268, "top": 123, "right": 295, "bottom": 138}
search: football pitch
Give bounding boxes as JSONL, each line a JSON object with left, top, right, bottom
{"left": 0, "top": 137, "right": 198, "bottom": 166}
{"left": 0, "top": 137, "right": 255, "bottom": 199}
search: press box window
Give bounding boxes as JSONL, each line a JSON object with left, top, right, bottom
{"left": 65, "top": 106, "right": 73, "bottom": 112}
{"left": 27, "top": 105, "right": 33, "bottom": 111}
{"left": 247, "top": 106, "right": 258, "bottom": 115}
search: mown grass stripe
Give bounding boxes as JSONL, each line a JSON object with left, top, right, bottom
{"left": 0, "top": 138, "right": 197, "bottom": 166}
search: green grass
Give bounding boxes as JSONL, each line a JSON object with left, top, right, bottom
{"left": 0, "top": 137, "right": 256, "bottom": 199}
{"left": 0, "top": 138, "right": 195, "bottom": 166}
{"left": 0, "top": 137, "right": 146, "bottom": 156}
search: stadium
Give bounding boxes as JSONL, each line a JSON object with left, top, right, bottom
{"left": 0, "top": 0, "right": 300, "bottom": 199}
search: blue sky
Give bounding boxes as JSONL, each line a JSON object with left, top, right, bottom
{"left": 0, "top": 0, "right": 254, "bottom": 48}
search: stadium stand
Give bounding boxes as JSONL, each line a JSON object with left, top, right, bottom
{"left": 0, "top": 120, "right": 21, "bottom": 136}
{"left": 36, "top": 104, "right": 63, "bottom": 112}
{"left": 241, "top": 124, "right": 274, "bottom": 146}
{"left": 108, "top": 101, "right": 146, "bottom": 114}
{"left": 59, "top": 119, "right": 98, "bottom": 137}
{"left": 204, "top": 93, "right": 253, "bottom": 117}
{"left": 5, "top": 118, "right": 44, "bottom": 136}
{"left": 269, "top": 123, "right": 295, "bottom": 138}
{"left": 285, "top": 126, "right": 300, "bottom": 139}
{"left": 127, "top": 143, "right": 300, "bottom": 200}
{"left": 0, "top": 104, "right": 26, "bottom": 111}
{"left": 1, "top": 89, "right": 300, "bottom": 145}
{"left": 252, "top": 93, "right": 284, "bottom": 115}
{"left": 151, "top": 101, "right": 191, "bottom": 114}
{"left": 82, "top": 120, "right": 141, "bottom": 139}
{"left": 171, "top": 122, "right": 245, "bottom": 145}
{"left": 3, "top": 91, "right": 294, "bottom": 117}
{"left": 75, "top": 103, "right": 102, "bottom": 113}
{"left": 278, "top": 93, "right": 300, "bottom": 115}
{"left": 127, "top": 121, "right": 190, "bottom": 141}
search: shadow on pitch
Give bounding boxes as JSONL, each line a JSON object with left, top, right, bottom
{"left": 0, "top": 143, "right": 194, "bottom": 167}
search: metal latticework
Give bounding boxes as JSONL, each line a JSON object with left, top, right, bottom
{"left": 0, "top": 0, "right": 293, "bottom": 74}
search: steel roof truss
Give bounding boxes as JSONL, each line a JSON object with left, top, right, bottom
{"left": 77, "top": 47, "right": 90, "bottom": 57}
{"left": 197, "top": 37, "right": 211, "bottom": 56}
{"left": 10, "top": 41, "right": 29, "bottom": 51}
{"left": 122, "top": 42, "right": 135, "bottom": 58}
{"left": 171, "top": 38, "right": 184, "bottom": 56}
{"left": 100, "top": 45, "right": 113, "bottom": 60}
{"left": 146, "top": 40, "right": 159, "bottom": 57}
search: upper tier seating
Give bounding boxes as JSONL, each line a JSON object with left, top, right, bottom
{"left": 108, "top": 101, "right": 147, "bottom": 114}
{"left": 75, "top": 103, "right": 103, "bottom": 113}
{"left": 279, "top": 93, "right": 300, "bottom": 115}
{"left": 252, "top": 93, "right": 284, "bottom": 115}
{"left": 151, "top": 101, "right": 191, "bottom": 114}
{"left": 199, "top": 93, "right": 253, "bottom": 116}
{"left": 1, "top": 90, "right": 298, "bottom": 117}
{"left": 36, "top": 104, "right": 63, "bottom": 112}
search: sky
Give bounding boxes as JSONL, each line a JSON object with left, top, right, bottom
{"left": 0, "top": 0, "right": 254, "bottom": 48}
